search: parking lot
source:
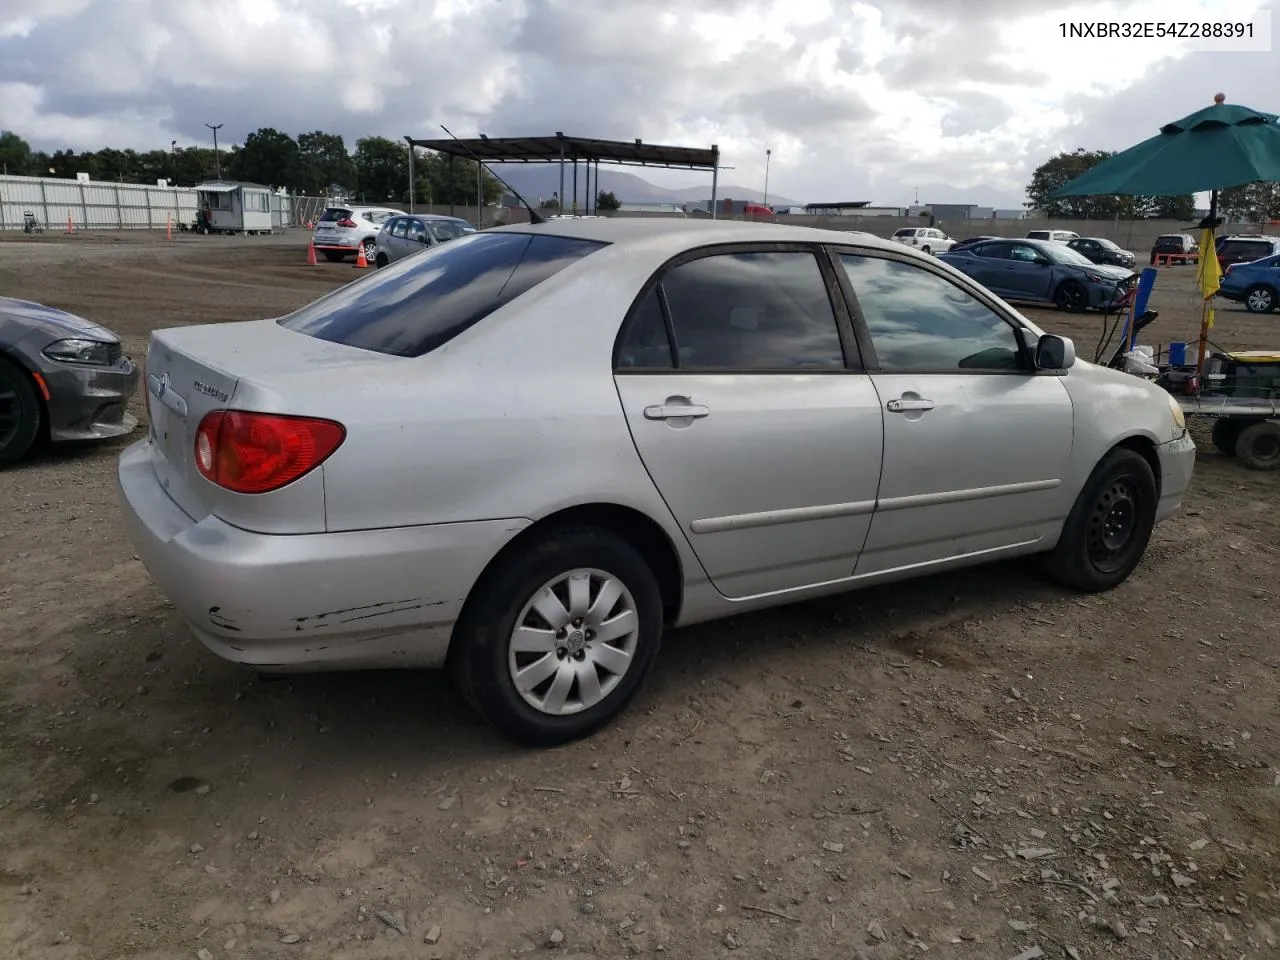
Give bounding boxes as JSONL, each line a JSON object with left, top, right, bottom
{"left": 2, "top": 228, "right": 1278, "bottom": 959}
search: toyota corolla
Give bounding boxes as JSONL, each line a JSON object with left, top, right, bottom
{"left": 117, "top": 219, "right": 1195, "bottom": 746}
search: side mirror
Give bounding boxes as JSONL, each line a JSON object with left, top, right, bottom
{"left": 1033, "top": 255, "right": 1052, "bottom": 266}
{"left": 1034, "top": 333, "right": 1076, "bottom": 371}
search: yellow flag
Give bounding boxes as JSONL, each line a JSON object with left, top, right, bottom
{"left": 1198, "top": 227, "right": 1222, "bottom": 300}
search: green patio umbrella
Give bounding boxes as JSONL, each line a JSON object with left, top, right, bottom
{"left": 1050, "top": 94, "right": 1280, "bottom": 372}
{"left": 1050, "top": 94, "right": 1280, "bottom": 203}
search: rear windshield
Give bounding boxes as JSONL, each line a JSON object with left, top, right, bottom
{"left": 893, "top": 229, "right": 916, "bottom": 237}
{"left": 1026, "top": 231, "right": 1049, "bottom": 239}
{"left": 279, "top": 231, "right": 607, "bottom": 357}
{"left": 318, "top": 208, "right": 352, "bottom": 222}
{"left": 1220, "top": 240, "right": 1272, "bottom": 258}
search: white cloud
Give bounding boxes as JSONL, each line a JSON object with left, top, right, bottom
{"left": 0, "top": 0, "right": 1276, "bottom": 204}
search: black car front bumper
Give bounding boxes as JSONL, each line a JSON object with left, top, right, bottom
{"left": 41, "top": 354, "right": 141, "bottom": 443}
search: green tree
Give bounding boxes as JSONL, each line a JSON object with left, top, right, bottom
{"left": 353, "top": 135, "right": 408, "bottom": 202}
{"left": 1025, "top": 148, "right": 1193, "bottom": 219}
{"left": 0, "top": 131, "right": 34, "bottom": 175}
{"left": 228, "top": 127, "right": 301, "bottom": 189}
{"left": 298, "top": 131, "right": 355, "bottom": 195}
{"left": 596, "top": 189, "right": 620, "bottom": 211}
{"left": 422, "top": 151, "right": 500, "bottom": 206}
{"left": 1218, "top": 181, "right": 1280, "bottom": 223}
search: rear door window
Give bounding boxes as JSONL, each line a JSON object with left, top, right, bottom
{"left": 389, "top": 218, "right": 409, "bottom": 239}
{"left": 279, "top": 232, "right": 606, "bottom": 357}
{"left": 656, "top": 250, "right": 846, "bottom": 370}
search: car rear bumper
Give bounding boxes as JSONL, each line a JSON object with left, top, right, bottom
{"left": 116, "top": 438, "right": 529, "bottom": 672}
{"left": 43, "top": 356, "right": 141, "bottom": 443}
{"left": 1155, "top": 431, "right": 1196, "bottom": 523}
{"left": 313, "top": 243, "right": 358, "bottom": 253}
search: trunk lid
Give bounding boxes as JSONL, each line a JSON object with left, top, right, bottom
{"left": 144, "top": 319, "right": 402, "bottom": 526}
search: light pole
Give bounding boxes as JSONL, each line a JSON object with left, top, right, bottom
{"left": 763, "top": 148, "right": 771, "bottom": 207}
{"left": 205, "top": 123, "right": 223, "bottom": 179}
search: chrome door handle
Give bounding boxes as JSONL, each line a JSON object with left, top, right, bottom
{"left": 644, "top": 401, "right": 709, "bottom": 420}
{"left": 886, "top": 397, "right": 935, "bottom": 413}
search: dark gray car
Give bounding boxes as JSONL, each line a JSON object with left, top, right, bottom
{"left": 0, "top": 297, "right": 141, "bottom": 467}
{"left": 939, "top": 238, "right": 1135, "bottom": 312}
{"left": 373, "top": 214, "right": 476, "bottom": 267}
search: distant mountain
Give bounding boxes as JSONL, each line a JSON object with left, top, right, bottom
{"left": 883, "top": 182, "right": 1025, "bottom": 210}
{"left": 491, "top": 164, "right": 798, "bottom": 208}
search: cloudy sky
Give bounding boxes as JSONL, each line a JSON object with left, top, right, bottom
{"left": 1, "top": 0, "right": 1276, "bottom": 205}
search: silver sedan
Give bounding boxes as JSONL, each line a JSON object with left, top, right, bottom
{"left": 372, "top": 213, "right": 475, "bottom": 268}
{"left": 117, "top": 219, "right": 1196, "bottom": 746}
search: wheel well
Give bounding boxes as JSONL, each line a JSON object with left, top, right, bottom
{"left": 469, "top": 504, "right": 685, "bottom": 626}
{"left": 0, "top": 350, "right": 50, "bottom": 441}
{"left": 1112, "top": 435, "right": 1161, "bottom": 496}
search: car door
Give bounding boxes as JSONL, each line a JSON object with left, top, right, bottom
{"left": 999, "top": 242, "right": 1056, "bottom": 300}
{"left": 612, "top": 243, "right": 885, "bottom": 599}
{"left": 405, "top": 218, "right": 431, "bottom": 252}
{"left": 385, "top": 217, "right": 410, "bottom": 258}
{"left": 966, "top": 241, "right": 1017, "bottom": 294}
{"left": 831, "top": 248, "right": 1075, "bottom": 575}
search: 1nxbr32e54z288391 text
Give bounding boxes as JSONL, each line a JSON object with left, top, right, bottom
{"left": 1058, "top": 15, "right": 1272, "bottom": 51}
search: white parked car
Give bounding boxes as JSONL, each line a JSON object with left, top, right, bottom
{"left": 312, "top": 205, "right": 402, "bottom": 262}
{"left": 1026, "top": 229, "right": 1081, "bottom": 244}
{"left": 891, "top": 227, "right": 955, "bottom": 254}
{"left": 118, "top": 219, "right": 1195, "bottom": 747}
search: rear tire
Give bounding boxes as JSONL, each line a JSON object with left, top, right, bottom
{"left": 1043, "top": 448, "right": 1158, "bottom": 593}
{"left": 321, "top": 251, "right": 344, "bottom": 262}
{"left": 375, "top": 252, "right": 389, "bottom": 268}
{"left": 0, "top": 356, "right": 42, "bottom": 469}
{"left": 1235, "top": 420, "right": 1280, "bottom": 471}
{"left": 449, "top": 525, "right": 664, "bottom": 746}
{"left": 1211, "top": 417, "right": 1249, "bottom": 457}
{"left": 1244, "top": 284, "right": 1277, "bottom": 313}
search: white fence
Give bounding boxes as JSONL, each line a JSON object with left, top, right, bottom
{"left": 0, "top": 174, "right": 301, "bottom": 231}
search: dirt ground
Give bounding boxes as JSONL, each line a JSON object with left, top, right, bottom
{"left": 1, "top": 229, "right": 1278, "bottom": 960}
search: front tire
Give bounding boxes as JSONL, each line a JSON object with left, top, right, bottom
{"left": 450, "top": 525, "right": 664, "bottom": 746}
{"left": 0, "top": 356, "right": 43, "bottom": 469}
{"left": 1235, "top": 420, "right": 1280, "bottom": 471}
{"left": 1043, "top": 448, "right": 1158, "bottom": 592}
{"left": 1054, "top": 281, "right": 1088, "bottom": 313}
{"left": 1211, "top": 417, "right": 1249, "bottom": 457}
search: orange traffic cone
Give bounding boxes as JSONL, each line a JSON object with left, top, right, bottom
{"left": 354, "top": 244, "right": 368, "bottom": 269}
{"left": 306, "top": 238, "right": 317, "bottom": 266}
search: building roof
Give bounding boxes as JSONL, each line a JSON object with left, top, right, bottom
{"left": 195, "top": 180, "right": 272, "bottom": 192}
{"left": 405, "top": 134, "right": 719, "bottom": 170}
{"left": 803, "top": 201, "right": 873, "bottom": 211}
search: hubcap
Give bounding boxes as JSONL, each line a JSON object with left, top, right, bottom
{"left": 1086, "top": 478, "right": 1139, "bottom": 572}
{"left": 1248, "top": 289, "right": 1273, "bottom": 312}
{"left": 507, "top": 568, "right": 640, "bottom": 717}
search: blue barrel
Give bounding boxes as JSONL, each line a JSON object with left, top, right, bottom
{"left": 1168, "top": 341, "right": 1188, "bottom": 366}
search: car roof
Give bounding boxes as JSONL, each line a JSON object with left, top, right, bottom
{"left": 483, "top": 216, "right": 889, "bottom": 252}
{"left": 383, "top": 213, "right": 469, "bottom": 223}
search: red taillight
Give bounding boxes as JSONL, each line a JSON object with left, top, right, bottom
{"left": 194, "top": 411, "right": 345, "bottom": 494}
{"left": 337, "top": 218, "right": 357, "bottom": 228}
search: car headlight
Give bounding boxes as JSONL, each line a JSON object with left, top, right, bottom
{"left": 43, "top": 338, "right": 116, "bottom": 365}
{"left": 1166, "top": 391, "right": 1186, "bottom": 434}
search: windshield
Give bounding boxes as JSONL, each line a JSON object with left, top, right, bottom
{"left": 1042, "top": 243, "right": 1095, "bottom": 266}
{"left": 1095, "top": 238, "right": 1121, "bottom": 250}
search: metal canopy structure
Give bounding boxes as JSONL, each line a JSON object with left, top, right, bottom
{"left": 404, "top": 133, "right": 722, "bottom": 220}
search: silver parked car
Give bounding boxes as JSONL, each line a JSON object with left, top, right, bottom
{"left": 117, "top": 219, "right": 1196, "bottom": 746}
{"left": 373, "top": 214, "right": 475, "bottom": 267}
